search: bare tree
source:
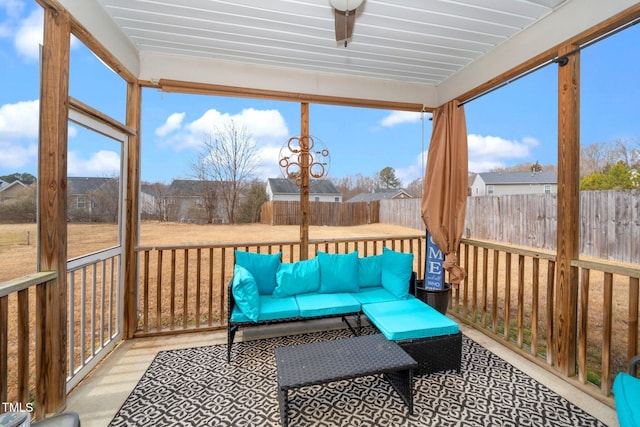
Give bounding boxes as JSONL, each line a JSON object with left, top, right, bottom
{"left": 331, "top": 173, "right": 377, "bottom": 200}
{"left": 192, "top": 119, "right": 259, "bottom": 224}
{"left": 580, "top": 138, "right": 639, "bottom": 177}
{"left": 237, "top": 180, "right": 268, "bottom": 223}
{"left": 92, "top": 178, "right": 120, "bottom": 223}
{"left": 405, "top": 178, "right": 423, "bottom": 197}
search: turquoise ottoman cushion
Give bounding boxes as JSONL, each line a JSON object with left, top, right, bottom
{"left": 351, "top": 287, "right": 414, "bottom": 305}
{"left": 363, "top": 299, "right": 459, "bottom": 341}
{"left": 295, "top": 293, "right": 361, "bottom": 318}
{"left": 614, "top": 372, "right": 640, "bottom": 427}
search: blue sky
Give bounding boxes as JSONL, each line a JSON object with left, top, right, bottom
{"left": 1, "top": 1, "right": 639, "bottom": 186}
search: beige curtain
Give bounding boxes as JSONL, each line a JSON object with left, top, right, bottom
{"left": 421, "top": 100, "right": 468, "bottom": 284}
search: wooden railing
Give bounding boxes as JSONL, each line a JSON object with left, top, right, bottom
{"left": 452, "top": 238, "right": 640, "bottom": 402}
{"left": 134, "top": 235, "right": 425, "bottom": 336}
{"left": 66, "top": 248, "right": 122, "bottom": 391}
{"left": 0, "top": 271, "right": 57, "bottom": 418}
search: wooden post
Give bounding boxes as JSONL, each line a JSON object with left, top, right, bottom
{"left": 37, "top": 5, "right": 70, "bottom": 416}
{"left": 123, "top": 82, "right": 141, "bottom": 338}
{"left": 300, "top": 103, "right": 310, "bottom": 260}
{"left": 554, "top": 45, "right": 580, "bottom": 376}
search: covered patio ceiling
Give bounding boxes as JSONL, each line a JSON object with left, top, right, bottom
{"left": 54, "top": 0, "right": 638, "bottom": 109}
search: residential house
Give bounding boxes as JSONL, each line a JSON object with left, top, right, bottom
{"left": 266, "top": 178, "right": 342, "bottom": 202}
{"left": 347, "top": 188, "right": 412, "bottom": 203}
{"left": 67, "top": 177, "right": 120, "bottom": 222}
{"left": 470, "top": 171, "right": 558, "bottom": 196}
{"left": 0, "top": 180, "right": 28, "bottom": 202}
{"left": 139, "top": 183, "right": 166, "bottom": 220}
{"left": 164, "top": 179, "right": 228, "bottom": 223}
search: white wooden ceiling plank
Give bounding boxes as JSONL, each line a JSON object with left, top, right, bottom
{"left": 115, "top": 14, "right": 481, "bottom": 67}
{"left": 125, "top": 29, "right": 466, "bottom": 74}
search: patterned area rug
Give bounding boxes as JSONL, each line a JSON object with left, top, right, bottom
{"left": 110, "top": 328, "right": 606, "bottom": 426}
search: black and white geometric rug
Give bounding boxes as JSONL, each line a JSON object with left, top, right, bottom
{"left": 109, "top": 328, "right": 606, "bottom": 426}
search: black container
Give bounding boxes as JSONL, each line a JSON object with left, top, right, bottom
{"left": 415, "top": 280, "right": 451, "bottom": 315}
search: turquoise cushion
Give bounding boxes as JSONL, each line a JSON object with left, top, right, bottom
{"left": 351, "top": 286, "right": 411, "bottom": 305}
{"left": 235, "top": 250, "right": 281, "bottom": 295}
{"left": 295, "top": 293, "right": 361, "bottom": 317}
{"left": 273, "top": 257, "right": 320, "bottom": 298}
{"left": 317, "top": 251, "right": 359, "bottom": 293}
{"left": 363, "top": 299, "right": 459, "bottom": 341}
{"left": 614, "top": 372, "right": 640, "bottom": 427}
{"left": 381, "top": 247, "right": 413, "bottom": 299}
{"left": 358, "top": 255, "right": 382, "bottom": 288}
{"left": 230, "top": 295, "right": 299, "bottom": 323}
{"left": 231, "top": 265, "right": 259, "bottom": 322}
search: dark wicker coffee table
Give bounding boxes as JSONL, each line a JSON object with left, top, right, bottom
{"left": 274, "top": 334, "right": 417, "bottom": 426}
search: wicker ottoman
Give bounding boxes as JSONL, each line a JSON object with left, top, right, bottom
{"left": 362, "top": 298, "right": 462, "bottom": 376}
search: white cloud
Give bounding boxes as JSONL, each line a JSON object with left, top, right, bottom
{"left": 0, "top": 99, "right": 39, "bottom": 169}
{"left": 11, "top": 7, "right": 79, "bottom": 62}
{"left": 380, "top": 111, "right": 423, "bottom": 127}
{"left": 395, "top": 151, "right": 427, "bottom": 186}
{"left": 255, "top": 144, "right": 282, "bottom": 179}
{"left": 0, "top": 99, "right": 39, "bottom": 138}
{"left": 14, "top": 7, "right": 42, "bottom": 61}
{"left": 159, "top": 108, "right": 289, "bottom": 151}
{"left": 68, "top": 150, "right": 120, "bottom": 176}
{"left": 155, "top": 112, "right": 185, "bottom": 137}
{"left": 393, "top": 133, "right": 540, "bottom": 184}
{"left": 0, "top": 0, "right": 24, "bottom": 38}
{"left": 467, "top": 134, "right": 539, "bottom": 172}
{"left": 0, "top": 140, "right": 37, "bottom": 169}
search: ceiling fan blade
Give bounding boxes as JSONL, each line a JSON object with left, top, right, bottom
{"left": 334, "top": 9, "right": 356, "bottom": 42}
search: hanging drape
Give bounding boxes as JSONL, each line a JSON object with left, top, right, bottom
{"left": 421, "top": 100, "right": 468, "bottom": 284}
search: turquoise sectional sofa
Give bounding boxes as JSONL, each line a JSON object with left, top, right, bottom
{"left": 227, "top": 248, "right": 462, "bottom": 375}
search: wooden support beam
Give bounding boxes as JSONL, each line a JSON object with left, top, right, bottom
{"left": 123, "top": 81, "right": 141, "bottom": 338}
{"left": 37, "top": 5, "right": 70, "bottom": 416}
{"left": 300, "top": 103, "right": 310, "bottom": 260}
{"left": 554, "top": 44, "right": 580, "bottom": 376}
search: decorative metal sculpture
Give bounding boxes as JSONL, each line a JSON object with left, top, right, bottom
{"left": 278, "top": 135, "right": 330, "bottom": 185}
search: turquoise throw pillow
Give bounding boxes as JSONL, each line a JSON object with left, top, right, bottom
{"left": 235, "top": 250, "right": 281, "bottom": 295}
{"left": 273, "top": 257, "right": 321, "bottom": 297}
{"left": 381, "top": 247, "right": 413, "bottom": 299}
{"left": 358, "top": 255, "right": 382, "bottom": 287}
{"left": 231, "top": 265, "right": 259, "bottom": 322}
{"left": 317, "top": 251, "right": 359, "bottom": 293}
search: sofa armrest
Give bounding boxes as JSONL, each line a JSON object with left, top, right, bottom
{"left": 227, "top": 278, "right": 236, "bottom": 321}
{"left": 409, "top": 271, "right": 417, "bottom": 296}
{"left": 630, "top": 354, "right": 640, "bottom": 376}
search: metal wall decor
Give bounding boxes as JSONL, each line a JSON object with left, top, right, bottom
{"left": 278, "top": 135, "right": 330, "bottom": 186}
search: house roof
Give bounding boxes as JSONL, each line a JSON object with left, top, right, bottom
{"left": 267, "top": 178, "right": 341, "bottom": 196}
{"left": 58, "top": 1, "right": 637, "bottom": 108}
{"left": 477, "top": 171, "right": 557, "bottom": 185}
{"left": 0, "top": 180, "right": 27, "bottom": 194}
{"left": 67, "top": 177, "right": 116, "bottom": 194}
{"left": 167, "top": 179, "right": 222, "bottom": 197}
{"left": 347, "top": 188, "right": 411, "bottom": 202}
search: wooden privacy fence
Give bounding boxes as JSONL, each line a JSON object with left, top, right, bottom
{"left": 381, "top": 190, "right": 640, "bottom": 264}
{"left": 261, "top": 201, "right": 379, "bottom": 226}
